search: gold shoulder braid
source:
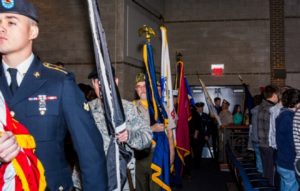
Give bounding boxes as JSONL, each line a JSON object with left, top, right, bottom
{"left": 43, "top": 62, "right": 68, "bottom": 74}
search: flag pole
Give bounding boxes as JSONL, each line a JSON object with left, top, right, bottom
{"left": 138, "top": 25, "right": 156, "bottom": 43}
{"left": 138, "top": 25, "right": 171, "bottom": 191}
{"left": 86, "top": 0, "right": 129, "bottom": 190}
{"left": 195, "top": 74, "right": 222, "bottom": 127}
{"left": 238, "top": 75, "right": 253, "bottom": 125}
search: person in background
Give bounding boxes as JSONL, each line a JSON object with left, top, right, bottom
{"left": 193, "top": 102, "right": 211, "bottom": 166}
{"left": 232, "top": 104, "right": 243, "bottom": 125}
{"left": 276, "top": 89, "right": 300, "bottom": 191}
{"left": 268, "top": 86, "right": 292, "bottom": 150}
{"left": 133, "top": 73, "right": 163, "bottom": 191}
{"left": 257, "top": 85, "right": 279, "bottom": 186}
{"left": 293, "top": 93, "right": 300, "bottom": 179}
{"left": 214, "top": 97, "right": 222, "bottom": 114}
{"left": 249, "top": 94, "right": 263, "bottom": 174}
{"left": 219, "top": 99, "right": 233, "bottom": 127}
{"left": 211, "top": 97, "right": 222, "bottom": 161}
{"left": 86, "top": 69, "right": 152, "bottom": 191}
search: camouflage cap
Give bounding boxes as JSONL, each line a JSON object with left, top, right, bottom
{"left": 135, "top": 72, "right": 160, "bottom": 86}
{"left": 135, "top": 72, "right": 145, "bottom": 84}
{"left": 0, "top": 0, "right": 38, "bottom": 22}
{"left": 222, "top": 99, "right": 230, "bottom": 106}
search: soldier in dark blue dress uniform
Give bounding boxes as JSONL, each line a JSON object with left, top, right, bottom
{"left": 0, "top": 0, "right": 108, "bottom": 190}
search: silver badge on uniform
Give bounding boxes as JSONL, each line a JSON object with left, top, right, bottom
{"left": 38, "top": 95, "right": 47, "bottom": 115}
{"left": 28, "top": 95, "right": 58, "bottom": 115}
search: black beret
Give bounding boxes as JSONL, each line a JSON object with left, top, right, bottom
{"left": 0, "top": 0, "right": 38, "bottom": 22}
{"left": 195, "top": 102, "right": 205, "bottom": 107}
{"left": 88, "top": 69, "right": 98, "bottom": 79}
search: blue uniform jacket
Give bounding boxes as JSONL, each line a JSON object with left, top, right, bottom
{"left": 0, "top": 56, "right": 108, "bottom": 190}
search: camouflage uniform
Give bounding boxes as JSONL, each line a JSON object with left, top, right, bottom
{"left": 72, "top": 98, "right": 152, "bottom": 190}
{"left": 89, "top": 98, "right": 152, "bottom": 190}
{"left": 133, "top": 100, "right": 161, "bottom": 191}
{"left": 133, "top": 100, "right": 150, "bottom": 124}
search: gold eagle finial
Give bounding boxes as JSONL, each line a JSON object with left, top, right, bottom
{"left": 138, "top": 25, "right": 155, "bottom": 42}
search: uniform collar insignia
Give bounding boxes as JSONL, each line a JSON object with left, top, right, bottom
{"left": 84, "top": 102, "right": 90, "bottom": 111}
{"left": 33, "top": 72, "right": 40, "bottom": 78}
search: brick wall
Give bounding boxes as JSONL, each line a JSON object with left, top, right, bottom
{"left": 28, "top": 0, "right": 300, "bottom": 97}
{"left": 270, "top": 0, "right": 286, "bottom": 87}
{"left": 164, "top": 0, "right": 270, "bottom": 94}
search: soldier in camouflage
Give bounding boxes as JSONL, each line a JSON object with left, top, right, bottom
{"left": 73, "top": 69, "right": 152, "bottom": 191}
{"left": 88, "top": 82, "right": 152, "bottom": 155}
{"left": 133, "top": 73, "right": 165, "bottom": 191}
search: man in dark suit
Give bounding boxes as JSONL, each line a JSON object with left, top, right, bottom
{"left": 0, "top": 0, "right": 107, "bottom": 190}
{"left": 212, "top": 97, "right": 222, "bottom": 161}
{"left": 190, "top": 102, "right": 211, "bottom": 166}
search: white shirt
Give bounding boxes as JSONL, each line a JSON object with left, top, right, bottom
{"left": 2, "top": 53, "right": 34, "bottom": 86}
{"left": 0, "top": 91, "right": 6, "bottom": 128}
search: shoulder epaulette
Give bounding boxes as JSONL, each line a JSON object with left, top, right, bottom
{"left": 43, "top": 62, "right": 68, "bottom": 74}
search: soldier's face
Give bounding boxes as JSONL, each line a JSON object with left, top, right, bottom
{"left": 135, "top": 81, "right": 147, "bottom": 100}
{"left": 91, "top": 79, "right": 100, "bottom": 98}
{"left": 0, "top": 13, "right": 38, "bottom": 56}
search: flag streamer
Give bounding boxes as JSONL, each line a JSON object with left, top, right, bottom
{"left": 184, "top": 77, "right": 195, "bottom": 107}
{"left": 175, "top": 61, "right": 191, "bottom": 162}
{"left": 160, "top": 26, "right": 177, "bottom": 131}
{"left": 238, "top": 75, "right": 254, "bottom": 122}
{"left": 86, "top": 0, "right": 129, "bottom": 190}
{"left": 142, "top": 39, "right": 171, "bottom": 191}
{"left": 197, "top": 78, "right": 222, "bottom": 126}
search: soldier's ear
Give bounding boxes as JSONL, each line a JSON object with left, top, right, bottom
{"left": 29, "top": 24, "right": 39, "bottom": 40}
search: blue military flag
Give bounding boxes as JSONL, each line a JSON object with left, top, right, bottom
{"left": 238, "top": 75, "right": 254, "bottom": 122}
{"left": 143, "top": 41, "right": 171, "bottom": 191}
{"left": 86, "top": 0, "right": 130, "bottom": 190}
{"left": 184, "top": 77, "right": 195, "bottom": 107}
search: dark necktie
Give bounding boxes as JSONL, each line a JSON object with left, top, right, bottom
{"left": 7, "top": 68, "right": 18, "bottom": 95}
